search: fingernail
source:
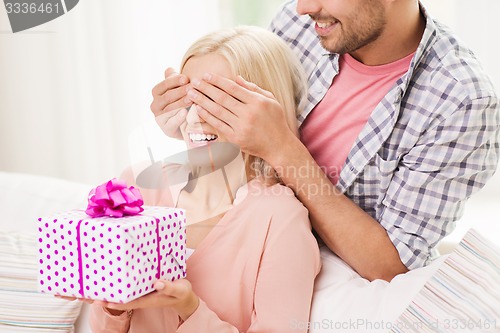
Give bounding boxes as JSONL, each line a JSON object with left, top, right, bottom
{"left": 179, "top": 76, "right": 188, "bottom": 85}
{"left": 203, "top": 73, "right": 212, "bottom": 81}
{"left": 155, "top": 281, "right": 165, "bottom": 290}
{"left": 187, "top": 89, "right": 198, "bottom": 99}
{"left": 192, "top": 78, "right": 201, "bottom": 87}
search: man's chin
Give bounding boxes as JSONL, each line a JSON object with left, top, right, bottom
{"left": 319, "top": 39, "right": 342, "bottom": 54}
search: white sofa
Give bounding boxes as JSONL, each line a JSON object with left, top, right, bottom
{"left": 0, "top": 171, "right": 455, "bottom": 333}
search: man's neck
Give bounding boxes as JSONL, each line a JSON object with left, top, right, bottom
{"left": 349, "top": 1, "right": 426, "bottom": 66}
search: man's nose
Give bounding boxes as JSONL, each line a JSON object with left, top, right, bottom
{"left": 296, "top": 0, "right": 322, "bottom": 15}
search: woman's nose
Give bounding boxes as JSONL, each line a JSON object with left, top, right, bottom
{"left": 185, "top": 104, "right": 206, "bottom": 125}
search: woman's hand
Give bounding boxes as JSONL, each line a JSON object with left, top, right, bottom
{"left": 150, "top": 67, "right": 192, "bottom": 140}
{"left": 55, "top": 295, "right": 94, "bottom": 304}
{"left": 56, "top": 296, "right": 127, "bottom": 316}
{"left": 95, "top": 279, "right": 200, "bottom": 321}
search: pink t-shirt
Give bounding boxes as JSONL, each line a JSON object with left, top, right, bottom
{"left": 300, "top": 52, "right": 414, "bottom": 184}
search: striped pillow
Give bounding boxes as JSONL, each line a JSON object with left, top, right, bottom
{"left": 391, "top": 229, "right": 500, "bottom": 332}
{"left": 0, "top": 232, "right": 82, "bottom": 332}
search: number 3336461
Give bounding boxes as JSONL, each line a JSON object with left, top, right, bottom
{"left": 5, "top": 2, "right": 61, "bottom": 14}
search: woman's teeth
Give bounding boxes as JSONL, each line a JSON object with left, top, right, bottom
{"left": 189, "top": 133, "right": 218, "bottom": 142}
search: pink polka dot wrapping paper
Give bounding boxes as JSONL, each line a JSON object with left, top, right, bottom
{"left": 37, "top": 206, "right": 186, "bottom": 303}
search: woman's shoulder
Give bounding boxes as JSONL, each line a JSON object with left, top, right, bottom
{"left": 244, "top": 180, "right": 318, "bottom": 260}
{"left": 246, "top": 179, "right": 298, "bottom": 202}
{"left": 244, "top": 179, "right": 309, "bottom": 222}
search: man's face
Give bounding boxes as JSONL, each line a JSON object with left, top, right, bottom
{"left": 297, "top": 0, "right": 387, "bottom": 54}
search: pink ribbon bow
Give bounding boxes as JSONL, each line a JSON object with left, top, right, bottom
{"left": 85, "top": 178, "right": 144, "bottom": 218}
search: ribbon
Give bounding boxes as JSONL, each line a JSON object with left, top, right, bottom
{"left": 85, "top": 178, "right": 144, "bottom": 218}
{"left": 76, "top": 219, "right": 85, "bottom": 298}
{"left": 156, "top": 218, "right": 161, "bottom": 279}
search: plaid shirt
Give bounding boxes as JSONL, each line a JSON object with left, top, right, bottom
{"left": 271, "top": 1, "right": 500, "bottom": 269}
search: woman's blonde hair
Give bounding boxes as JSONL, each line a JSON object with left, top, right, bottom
{"left": 180, "top": 26, "right": 307, "bottom": 184}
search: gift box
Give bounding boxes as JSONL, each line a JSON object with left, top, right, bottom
{"left": 37, "top": 203, "right": 186, "bottom": 303}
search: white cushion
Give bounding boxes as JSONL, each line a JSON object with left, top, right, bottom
{"left": 0, "top": 172, "right": 90, "bottom": 233}
{"left": 310, "top": 247, "right": 446, "bottom": 333}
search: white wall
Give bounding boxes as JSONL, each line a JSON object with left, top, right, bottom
{"left": 0, "top": 0, "right": 221, "bottom": 184}
{"left": 422, "top": 0, "right": 500, "bottom": 95}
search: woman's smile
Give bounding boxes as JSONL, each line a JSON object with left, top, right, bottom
{"left": 187, "top": 131, "right": 219, "bottom": 148}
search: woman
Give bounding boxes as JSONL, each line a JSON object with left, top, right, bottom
{"left": 90, "top": 26, "right": 320, "bottom": 333}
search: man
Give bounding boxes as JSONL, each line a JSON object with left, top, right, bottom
{"left": 150, "top": 0, "right": 499, "bottom": 281}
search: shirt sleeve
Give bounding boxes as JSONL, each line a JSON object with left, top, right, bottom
{"left": 177, "top": 197, "right": 321, "bottom": 333}
{"left": 268, "top": 0, "right": 295, "bottom": 33}
{"left": 380, "top": 95, "right": 500, "bottom": 269}
{"left": 89, "top": 305, "right": 131, "bottom": 333}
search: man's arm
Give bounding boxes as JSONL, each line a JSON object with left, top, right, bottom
{"left": 275, "top": 133, "right": 409, "bottom": 281}
{"left": 150, "top": 67, "right": 192, "bottom": 140}
{"left": 188, "top": 74, "right": 408, "bottom": 281}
